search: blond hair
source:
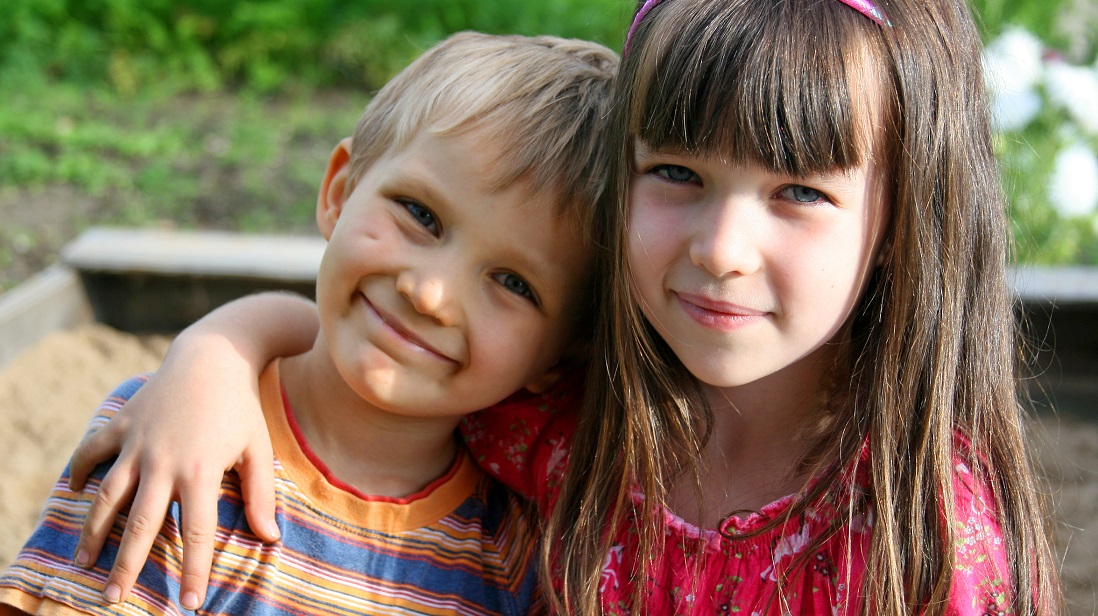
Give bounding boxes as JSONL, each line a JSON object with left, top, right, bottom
{"left": 348, "top": 31, "right": 617, "bottom": 227}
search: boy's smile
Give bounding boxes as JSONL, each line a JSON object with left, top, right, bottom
{"left": 358, "top": 289, "right": 460, "bottom": 365}
{"left": 307, "top": 127, "right": 591, "bottom": 421}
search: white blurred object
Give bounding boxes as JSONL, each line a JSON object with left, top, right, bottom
{"left": 984, "top": 27, "right": 1045, "bottom": 131}
{"left": 985, "top": 27, "right": 1045, "bottom": 93}
{"left": 1044, "top": 61, "right": 1098, "bottom": 136}
{"left": 1048, "top": 143, "right": 1098, "bottom": 218}
{"left": 990, "top": 89, "right": 1043, "bottom": 132}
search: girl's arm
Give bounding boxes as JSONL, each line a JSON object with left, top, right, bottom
{"left": 66, "top": 291, "right": 318, "bottom": 610}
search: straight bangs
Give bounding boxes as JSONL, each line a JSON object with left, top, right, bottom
{"left": 625, "top": 0, "right": 891, "bottom": 176}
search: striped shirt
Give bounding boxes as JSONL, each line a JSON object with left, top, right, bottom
{"left": 0, "top": 362, "right": 543, "bottom": 615}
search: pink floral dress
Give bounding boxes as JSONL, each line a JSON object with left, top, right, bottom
{"left": 462, "top": 375, "right": 1015, "bottom": 615}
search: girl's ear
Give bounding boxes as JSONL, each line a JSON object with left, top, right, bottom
{"left": 317, "top": 137, "right": 354, "bottom": 240}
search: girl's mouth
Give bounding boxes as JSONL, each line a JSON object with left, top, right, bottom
{"left": 674, "top": 291, "right": 767, "bottom": 330}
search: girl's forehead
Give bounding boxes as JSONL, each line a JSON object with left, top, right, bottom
{"left": 625, "top": 0, "right": 894, "bottom": 177}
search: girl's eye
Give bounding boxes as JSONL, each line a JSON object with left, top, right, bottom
{"left": 651, "top": 164, "right": 700, "bottom": 184}
{"left": 779, "top": 184, "right": 827, "bottom": 204}
{"left": 493, "top": 272, "right": 538, "bottom": 304}
{"left": 401, "top": 200, "right": 440, "bottom": 235}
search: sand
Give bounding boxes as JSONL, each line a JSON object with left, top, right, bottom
{"left": 0, "top": 324, "right": 171, "bottom": 564}
{"left": 0, "top": 324, "right": 1095, "bottom": 612}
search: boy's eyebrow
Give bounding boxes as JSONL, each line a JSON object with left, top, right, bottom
{"left": 391, "top": 169, "right": 448, "bottom": 210}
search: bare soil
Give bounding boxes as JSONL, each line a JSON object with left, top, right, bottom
{"left": 0, "top": 185, "right": 107, "bottom": 293}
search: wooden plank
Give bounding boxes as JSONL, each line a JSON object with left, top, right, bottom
{"left": 0, "top": 266, "right": 94, "bottom": 369}
{"left": 57, "top": 228, "right": 323, "bottom": 333}
{"left": 1012, "top": 266, "right": 1098, "bottom": 306}
{"left": 62, "top": 227, "right": 324, "bottom": 282}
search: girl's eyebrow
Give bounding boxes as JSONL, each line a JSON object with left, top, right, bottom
{"left": 799, "top": 165, "right": 865, "bottom": 184}
{"left": 633, "top": 141, "right": 693, "bottom": 160}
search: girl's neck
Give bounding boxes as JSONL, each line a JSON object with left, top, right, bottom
{"left": 278, "top": 343, "right": 461, "bottom": 499}
{"left": 668, "top": 352, "right": 832, "bottom": 528}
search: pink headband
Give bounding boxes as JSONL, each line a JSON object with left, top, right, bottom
{"left": 625, "top": 0, "right": 892, "bottom": 55}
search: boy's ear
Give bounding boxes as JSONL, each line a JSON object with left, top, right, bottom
{"left": 523, "top": 343, "right": 588, "bottom": 394}
{"left": 317, "top": 137, "right": 354, "bottom": 240}
{"left": 523, "top": 364, "right": 568, "bottom": 395}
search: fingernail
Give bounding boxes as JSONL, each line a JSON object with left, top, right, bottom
{"left": 181, "top": 591, "right": 200, "bottom": 610}
{"left": 104, "top": 583, "right": 122, "bottom": 603}
{"left": 268, "top": 521, "right": 281, "bottom": 540}
{"left": 74, "top": 549, "right": 89, "bottom": 567}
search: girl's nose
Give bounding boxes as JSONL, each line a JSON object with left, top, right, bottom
{"left": 688, "top": 200, "right": 763, "bottom": 278}
{"left": 395, "top": 268, "right": 458, "bottom": 326}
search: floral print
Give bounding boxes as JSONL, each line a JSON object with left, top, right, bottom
{"left": 461, "top": 378, "right": 1014, "bottom": 614}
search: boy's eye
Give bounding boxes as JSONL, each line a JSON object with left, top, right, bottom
{"left": 401, "top": 200, "right": 440, "bottom": 235}
{"left": 651, "top": 164, "right": 700, "bottom": 184}
{"left": 779, "top": 184, "right": 826, "bottom": 204}
{"left": 493, "top": 272, "right": 538, "bottom": 304}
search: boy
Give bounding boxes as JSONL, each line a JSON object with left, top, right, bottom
{"left": 0, "top": 31, "right": 615, "bottom": 616}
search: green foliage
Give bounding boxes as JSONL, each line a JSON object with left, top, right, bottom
{"left": 0, "top": 0, "right": 627, "bottom": 95}
{"left": 972, "top": 0, "right": 1098, "bottom": 64}
{"left": 971, "top": 0, "right": 1061, "bottom": 40}
{"left": 974, "top": 0, "right": 1098, "bottom": 264}
{"left": 998, "top": 105, "right": 1098, "bottom": 266}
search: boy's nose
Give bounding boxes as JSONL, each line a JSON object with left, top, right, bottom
{"left": 688, "top": 200, "right": 763, "bottom": 278}
{"left": 395, "top": 269, "right": 458, "bottom": 326}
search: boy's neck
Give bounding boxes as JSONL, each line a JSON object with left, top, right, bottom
{"left": 277, "top": 347, "right": 462, "bottom": 499}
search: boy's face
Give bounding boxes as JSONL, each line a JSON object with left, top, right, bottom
{"left": 313, "top": 128, "right": 591, "bottom": 418}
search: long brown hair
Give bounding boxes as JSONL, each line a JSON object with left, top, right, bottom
{"left": 543, "top": 0, "right": 1063, "bottom": 613}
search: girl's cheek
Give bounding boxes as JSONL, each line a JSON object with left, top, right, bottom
{"left": 626, "top": 201, "right": 662, "bottom": 260}
{"left": 629, "top": 180, "right": 680, "bottom": 230}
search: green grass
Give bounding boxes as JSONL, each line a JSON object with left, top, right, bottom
{"left": 0, "top": 81, "right": 363, "bottom": 232}
{"left": 0, "top": 81, "right": 367, "bottom": 292}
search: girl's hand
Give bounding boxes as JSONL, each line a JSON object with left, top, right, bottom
{"left": 65, "top": 292, "right": 319, "bottom": 610}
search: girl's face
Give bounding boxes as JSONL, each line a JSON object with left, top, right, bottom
{"left": 627, "top": 141, "right": 889, "bottom": 391}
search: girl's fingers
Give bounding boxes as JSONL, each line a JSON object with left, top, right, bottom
{"left": 238, "top": 440, "right": 280, "bottom": 543}
{"left": 100, "top": 481, "right": 173, "bottom": 605}
{"left": 72, "top": 458, "right": 139, "bottom": 570}
{"left": 177, "top": 476, "right": 222, "bottom": 611}
{"left": 69, "top": 417, "right": 129, "bottom": 492}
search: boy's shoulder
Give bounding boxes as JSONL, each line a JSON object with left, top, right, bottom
{"left": 95, "top": 373, "right": 151, "bottom": 416}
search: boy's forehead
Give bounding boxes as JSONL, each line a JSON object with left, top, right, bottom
{"left": 388, "top": 127, "right": 588, "bottom": 244}
{"left": 435, "top": 125, "right": 559, "bottom": 194}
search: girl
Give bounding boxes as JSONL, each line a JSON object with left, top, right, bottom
{"left": 537, "top": 0, "right": 1064, "bottom": 611}
{"left": 64, "top": 0, "right": 1064, "bottom": 613}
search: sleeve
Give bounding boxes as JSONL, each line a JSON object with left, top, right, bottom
{"left": 459, "top": 371, "right": 583, "bottom": 513}
{"left": 0, "top": 375, "right": 169, "bottom": 616}
{"left": 944, "top": 456, "right": 1015, "bottom": 615}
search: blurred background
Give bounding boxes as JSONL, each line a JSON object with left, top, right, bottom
{"left": 1, "top": 0, "right": 1097, "bottom": 293}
